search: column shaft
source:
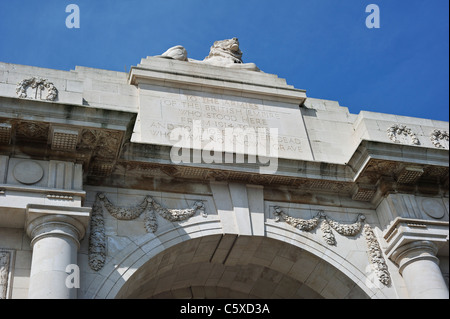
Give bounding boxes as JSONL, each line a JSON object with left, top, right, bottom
{"left": 26, "top": 214, "right": 86, "bottom": 299}
{"left": 394, "top": 241, "right": 449, "bottom": 299}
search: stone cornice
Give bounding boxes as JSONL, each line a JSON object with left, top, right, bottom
{"left": 348, "top": 140, "right": 449, "bottom": 180}
{"left": 128, "top": 57, "right": 307, "bottom": 104}
{"left": 1, "top": 92, "right": 447, "bottom": 203}
{"left": 0, "top": 96, "right": 136, "bottom": 131}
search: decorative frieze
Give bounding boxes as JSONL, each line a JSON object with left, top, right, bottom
{"left": 16, "top": 77, "right": 58, "bottom": 101}
{"left": 273, "top": 207, "right": 390, "bottom": 285}
{"left": 88, "top": 193, "right": 207, "bottom": 271}
{"left": 387, "top": 124, "right": 420, "bottom": 145}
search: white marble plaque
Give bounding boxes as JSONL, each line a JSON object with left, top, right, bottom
{"left": 133, "top": 87, "right": 314, "bottom": 162}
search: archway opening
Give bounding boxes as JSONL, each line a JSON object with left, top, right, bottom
{"left": 116, "top": 235, "right": 369, "bottom": 299}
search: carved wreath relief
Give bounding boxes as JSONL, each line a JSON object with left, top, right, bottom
{"left": 386, "top": 124, "right": 449, "bottom": 149}
{"left": 88, "top": 193, "right": 207, "bottom": 271}
{"left": 16, "top": 77, "right": 58, "bottom": 101}
{"left": 430, "top": 129, "right": 449, "bottom": 149}
{"left": 273, "top": 207, "right": 391, "bottom": 286}
{"left": 387, "top": 124, "right": 420, "bottom": 145}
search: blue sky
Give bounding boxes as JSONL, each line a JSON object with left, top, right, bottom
{"left": 0, "top": 0, "right": 448, "bottom": 121}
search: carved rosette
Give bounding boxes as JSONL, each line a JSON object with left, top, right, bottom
{"left": 273, "top": 207, "right": 390, "bottom": 285}
{"left": 430, "top": 129, "right": 449, "bottom": 149}
{"left": 387, "top": 124, "right": 420, "bottom": 145}
{"left": 16, "top": 77, "right": 58, "bottom": 101}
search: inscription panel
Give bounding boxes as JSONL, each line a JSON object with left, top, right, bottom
{"left": 134, "top": 87, "right": 314, "bottom": 161}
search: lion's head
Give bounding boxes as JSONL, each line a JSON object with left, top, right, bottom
{"left": 203, "top": 37, "right": 244, "bottom": 65}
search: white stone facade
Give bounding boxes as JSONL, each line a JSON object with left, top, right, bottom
{"left": 0, "top": 42, "right": 448, "bottom": 299}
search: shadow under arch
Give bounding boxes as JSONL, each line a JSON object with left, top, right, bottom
{"left": 112, "top": 234, "right": 372, "bottom": 299}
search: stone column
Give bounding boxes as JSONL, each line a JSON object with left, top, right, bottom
{"left": 25, "top": 205, "right": 90, "bottom": 299}
{"left": 392, "top": 241, "right": 449, "bottom": 299}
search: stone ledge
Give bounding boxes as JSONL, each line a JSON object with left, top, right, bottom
{"left": 25, "top": 204, "right": 91, "bottom": 237}
{"left": 383, "top": 217, "right": 449, "bottom": 259}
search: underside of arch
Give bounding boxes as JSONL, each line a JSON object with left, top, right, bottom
{"left": 115, "top": 235, "right": 370, "bottom": 299}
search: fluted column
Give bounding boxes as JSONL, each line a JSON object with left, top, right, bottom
{"left": 392, "top": 241, "right": 449, "bottom": 299}
{"left": 25, "top": 205, "right": 90, "bottom": 299}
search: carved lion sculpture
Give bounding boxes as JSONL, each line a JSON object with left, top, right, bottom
{"left": 156, "top": 37, "right": 259, "bottom": 71}
{"left": 202, "top": 37, "right": 244, "bottom": 65}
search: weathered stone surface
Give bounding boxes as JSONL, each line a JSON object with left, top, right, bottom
{"left": 0, "top": 42, "right": 448, "bottom": 299}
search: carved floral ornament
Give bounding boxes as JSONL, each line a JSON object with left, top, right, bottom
{"left": 430, "top": 129, "right": 449, "bottom": 149}
{"left": 88, "top": 193, "right": 207, "bottom": 271}
{"left": 16, "top": 77, "right": 58, "bottom": 101}
{"left": 0, "top": 250, "right": 11, "bottom": 299}
{"left": 386, "top": 124, "right": 449, "bottom": 149}
{"left": 386, "top": 124, "right": 420, "bottom": 145}
{"left": 273, "top": 207, "right": 391, "bottom": 286}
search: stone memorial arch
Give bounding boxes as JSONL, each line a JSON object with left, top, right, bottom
{"left": 0, "top": 39, "right": 448, "bottom": 299}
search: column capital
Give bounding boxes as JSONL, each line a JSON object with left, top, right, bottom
{"left": 383, "top": 217, "right": 449, "bottom": 260}
{"left": 25, "top": 204, "right": 91, "bottom": 248}
{"left": 391, "top": 240, "right": 439, "bottom": 275}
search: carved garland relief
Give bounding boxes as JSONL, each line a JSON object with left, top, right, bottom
{"left": 273, "top": 207, "right": 391, "bottom": 286}
{"left": 88, "top": 193, "right": 207, "bottom": 271}
{"left": 0, "top": 250, "right": 13, "bottom": 299}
